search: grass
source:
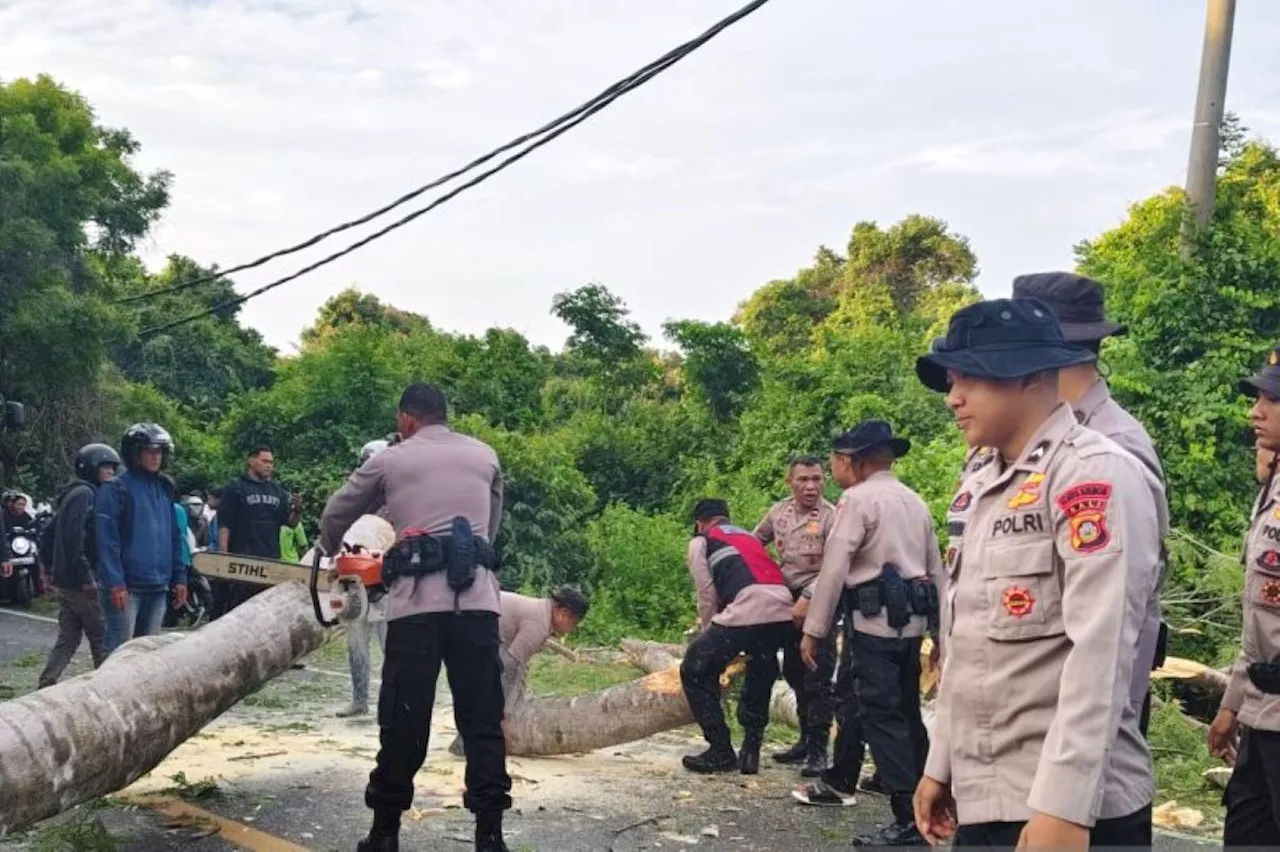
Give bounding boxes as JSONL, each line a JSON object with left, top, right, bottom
{"left": 241, "top": 690, "right": 289, "bottom": 709}
{"left": 1148, "top": 697, "right": 1225, "bottom": 824}
{"left": 13, "top": 651, "right": 42, "bottom": 668}
{"left": 526, "top": 654, "right": 644, "bottom": 696}
{"left": 30, "top": 818, "right": 126, "bottom": 852}
{"left": 29, "top": 595, "right": 59, "bottom": 618}
{"left": 164, "top": 771, "right": 223, "bottom": 802}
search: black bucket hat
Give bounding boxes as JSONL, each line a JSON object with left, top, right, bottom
{"left": 833, "top": 419, "right": 910, "bottom": 459}
{"left": 1012, "top": 272, "right": 1126, "bottom": 343}
{"left": 916, "top": 298, "right": 1097, "bottom": 393}
{"left": 1240, "top": 345, "right": 1280, "bottom": 399}
{"left": 692, "top": 498, "right": 730, "bottom": 523}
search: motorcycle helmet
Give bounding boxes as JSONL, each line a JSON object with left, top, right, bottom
{"left": 181, "top": 494, "right": 205, "bottom": 521}
{"left": 120, "top": 423, "right": 174, "bottom": 471}
{"left": 74, "top": 443, "right": 122, "bottom": 483}
{"left": 358, "top": 439, "right": 390, "bottom": 467}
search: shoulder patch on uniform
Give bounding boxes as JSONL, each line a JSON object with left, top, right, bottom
{"left": 1262, "top": 578, "right": 1280, "bottom": 606}
{"left": 1259, "top": 550, "right": 1280, "bottom": 572}
{"left": 1056, "top": 481, "right": 1113, "bottom": 553}
{"left": 950, "top": 491, "right": 972, "bottom": 512}
{"left": 1007, "top": 472, "right": 1045, "bottom": 510}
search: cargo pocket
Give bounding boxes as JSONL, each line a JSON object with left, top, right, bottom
{"left": 982, "top": 539, "right": 1064, "bottom": 641}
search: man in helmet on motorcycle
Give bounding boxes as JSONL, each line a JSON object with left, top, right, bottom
{"left": 95, "top": 423, "right": 187, "bottom": 654}
{"left": 37, "top": 444, "right": 121, "bottom": 687}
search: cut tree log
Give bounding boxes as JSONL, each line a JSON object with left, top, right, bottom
{"left": 504, "top": 658, "right": 746, "bottom": 756}
{"left": 1152, "top": 656, "right": 1231, "bottom": 697}
{"left": 0, "top": 582, "right": 327, "bottom": 836}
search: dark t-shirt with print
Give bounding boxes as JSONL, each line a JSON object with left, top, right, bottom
{"left": 218, "top": 475, "right": 290, "bottom": 559}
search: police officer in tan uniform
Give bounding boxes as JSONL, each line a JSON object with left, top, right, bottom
{"left": 320, "top": 383, "right": 511, "bottom": 852}
{"left": 800, "top": 420, "right": 942, "bottom": 846}
{"left": 754, "top": 455, "right": 838, "bottom": 775}
{"left": 1209, "top": 344, "right": 1280, "bottom": 846}
{"left": 912, "top": 298, "right": 1161, "bottom": 849}
{"left": 1014, "top": 272, "right": 1171, "bottom": 737}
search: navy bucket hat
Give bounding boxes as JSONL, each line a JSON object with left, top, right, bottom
{"left": 1012, "top": 272, "right": 1126, "bottom": 343}
{"left": 833, "top": 419, "right": 910, "bottom": 459}
{"left": 1240, "top": 345, "right": 1280, "bottom": 400}
{"left": 916, "top": 298, "right": 1097, "bottom": 393}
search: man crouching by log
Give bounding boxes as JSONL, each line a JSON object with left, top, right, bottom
{"left": 320, "top": 383, "right": 512, "bottom": 852}
{"left": 680, "top": 499, "right": 793, "bottom": 775}
{"left": 449, "top": 587, "right": 590, "bottom": 756}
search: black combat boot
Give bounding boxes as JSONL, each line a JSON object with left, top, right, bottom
{"left": 851, "top": 821, "right": 926, "bottom": 847}
{"left": 682, "top": 744, "right": 738, "bottom": 774}
{"left": 475, "top": 812, "right": 510, "bottom": 852}
{"left": 771, "top": 738, "right": 807, "bottom": 765}
{"left": 799, "top": 731, "right": 829, "bottom": 778}
{"left": 852, "top": 795, "right": 926, "bottom": 847}
{"left": 357, "top": 812, "right": 400, "bottom": 851}
{"left": 738, "top": 729, "right": 764, "bottom": 775}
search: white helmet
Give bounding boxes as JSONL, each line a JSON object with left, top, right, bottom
{"left": 358, "top": 439, "right": 390, "bottom": 467}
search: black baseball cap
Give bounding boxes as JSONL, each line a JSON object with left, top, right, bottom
{"left": 1012, "top": 272, "right": 1126, "bottom": 343}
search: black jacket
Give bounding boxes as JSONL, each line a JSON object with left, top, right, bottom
{"left": 50, "top": 481, "right": 98, "bottom": 589}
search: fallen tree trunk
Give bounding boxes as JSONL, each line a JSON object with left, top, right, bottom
{"left": 0, "top": 582, "right": 327, "bottom": 836}
{"left": 504, "top": 666, "right": 702, "bottom": 756}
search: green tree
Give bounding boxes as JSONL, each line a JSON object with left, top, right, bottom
{"left": 0, "top": 75, "right": 171, "bottom": 485}
{"left": 662, "top": 320, "right": 759, "bottom": 422}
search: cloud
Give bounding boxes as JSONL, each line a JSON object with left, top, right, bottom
{"left": 2, "top": 0, "right": 1280, "bottom": 353}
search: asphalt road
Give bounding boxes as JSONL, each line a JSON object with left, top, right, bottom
{"left": 0, "top": 605, "right": 1217, "bottom": 851}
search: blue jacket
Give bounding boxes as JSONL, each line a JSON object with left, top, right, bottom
{"left": 95, "top": 470, "right": 184, "bottom": 592}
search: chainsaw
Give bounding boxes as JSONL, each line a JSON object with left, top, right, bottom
{"left": 192, "top": 542, "right": 387, "bottom": 628}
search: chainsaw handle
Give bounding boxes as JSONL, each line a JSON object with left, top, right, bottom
{"left": 310, "top": 545, "right": 339, "bottom": 628}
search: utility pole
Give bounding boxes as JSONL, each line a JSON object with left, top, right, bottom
{"left": 1182, "top": 0, "right": 1236, "bottom": 249}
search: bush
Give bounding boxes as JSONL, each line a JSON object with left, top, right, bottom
{"left": 577, "top": 504, "right": 694, "bottom": 643}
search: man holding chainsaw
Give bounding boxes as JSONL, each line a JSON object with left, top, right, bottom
{"left": 320, "top": 383, "right": 510, "bottom": 852}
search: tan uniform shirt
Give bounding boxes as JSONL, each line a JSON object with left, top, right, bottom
{"left": 803, "top": 471, "right": 943, "bottom": 640}
{"left": 687, "top": 533, "right": 794, "bottom": 630}
{"left": 927, "top": 404, "right": 1160, "bottom": 827}
{"left": 754, "top": 498, "right": 837, "bottom": 592}
{"left": 319, "top": 425, "right": 504, "bottom": 619}
{"left": 1074, "top": 378, "right": 1170, "bottom": 716}
{"left": 499, "top": 591, "right": 554, "bottom": 667}
{"left": 1221, "top": 473, "right": 1280, "bottom": 731}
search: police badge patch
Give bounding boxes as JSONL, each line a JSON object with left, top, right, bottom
{"left": 950, "top": 491, "right": 972, "bottom": 513}
{"left": 1002, "top": 586, "right": 1035, "bottom": 618}
{"left": 1262, "top": 578, "right": 1280, "bottom": 607}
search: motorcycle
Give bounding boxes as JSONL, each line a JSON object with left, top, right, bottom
{"left": 164, "top": 548, "right": 214, "bottom": 628}
{"left": 3, "top": 522, "right": 38, "bottom": 608}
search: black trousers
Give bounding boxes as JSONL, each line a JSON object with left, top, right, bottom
{"left": 851, "top": 630, "right": 928, "bottom": 824}
{"left": 953, "top": 804, "right": 1152, "bottom": 848}
{"left": 680, "top": 622, "right": 792, "bottom": 749}
{"left": 366, "top": 612, "right": 512, "bottom": 818}
{"left": 825, "top": 618, "right": 867, "bottom": 792}
{"left": 781, "top": 623, "right": 836, "bottom": 746}
{"left": 1225, "top": 726, "right": 1280, "bottom": 846}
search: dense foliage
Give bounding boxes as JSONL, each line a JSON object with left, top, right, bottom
{"left": 2, "top": 76, "right": 1277, "bottom": 653}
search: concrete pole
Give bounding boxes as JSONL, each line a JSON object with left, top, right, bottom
{"left": 1183, "top": 0, "right": 1236, "bottom": 235}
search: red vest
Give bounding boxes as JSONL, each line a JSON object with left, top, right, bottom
{"left": 701, "top": 524, "right": 786, "bottom": 608}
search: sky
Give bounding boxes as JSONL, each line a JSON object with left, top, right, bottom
{"left": 5, "top": 0, "right": 1280, "bottom": 354}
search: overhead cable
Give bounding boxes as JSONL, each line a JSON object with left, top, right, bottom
{"left": 121, "top": 0, "right": 772, "bottom": 308}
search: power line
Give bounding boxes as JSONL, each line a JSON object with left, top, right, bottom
{"left": 121, "top": 0, "right": 772, "bottom": 307}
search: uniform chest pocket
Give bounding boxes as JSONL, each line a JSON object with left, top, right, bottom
{"left": 980, "top": 538, "right": 1064, "bottom": 641}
